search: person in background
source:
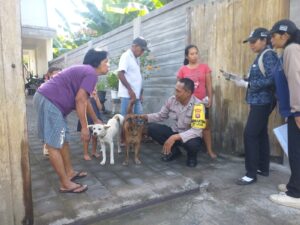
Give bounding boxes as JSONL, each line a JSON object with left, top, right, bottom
{"left": 43, "top": 66, "right": 61, "bottom": 82}
{"left": 269, "top": 19, "right": 300, "bottom": 209}
{"left": 177, "top": 45, "right": 217, "bottom": 159}
{"left": 77, "top": 88, "right": 103, "bottom": 160}
{"left": 33, "top": 48, "right": 108, "bottom": 193}
{"left": 141, "top": 78, "right": 204, "bottom": 167}
{"left": 233, "top": 28, "right": 277, "bottom": 185}
{"left": 42, "top": 66, "right": 62, "bottom": 156}
{"left": 118, "top": 37, "right": 150, "bottom": 116}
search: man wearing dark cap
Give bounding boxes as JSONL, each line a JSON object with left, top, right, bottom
{"left": 117, "top": 37, "right": 150, "bottom": 116}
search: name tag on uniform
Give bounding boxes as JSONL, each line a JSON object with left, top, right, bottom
{"left": 191, "top": 104, "right": 206, "bottom": 129}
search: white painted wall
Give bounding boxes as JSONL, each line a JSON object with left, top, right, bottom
{"left": 36, "top": 40, "right": 49, "bottom": 75}
{"left": 290, "top": 0, "right": 300, "bottom": 27}
{"left": 21, "top": 0, "right": 48, "bottom": 27}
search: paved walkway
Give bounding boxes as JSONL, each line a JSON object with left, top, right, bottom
{"left": 26, "top": 96, "right": 300, "bottom": 225}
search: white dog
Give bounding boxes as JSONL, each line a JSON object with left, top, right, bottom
{"left": 88, "top": 114, "right": 124, "bottom": 165}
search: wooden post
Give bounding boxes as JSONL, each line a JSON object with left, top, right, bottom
{"left": 0, "top": 0, "right": 33, "bottom": 224}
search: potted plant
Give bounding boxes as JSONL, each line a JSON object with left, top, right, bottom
{"left": 96, "top": 80, "right": 107, "bottom": 111}
{"left": 106, "top": 71, "right": 119, "bottom": 99}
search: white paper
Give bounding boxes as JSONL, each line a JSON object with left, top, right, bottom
{"left": 273, "top": 124, "right": 288, "bottom": 157}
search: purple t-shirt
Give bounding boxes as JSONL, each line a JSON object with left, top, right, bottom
{"left": 38, "top": 65, "right": 98, "bottom": 116}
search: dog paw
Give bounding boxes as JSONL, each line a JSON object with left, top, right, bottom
{"left": 100, "top": 161, "right": 105, "bottom": 165}
{"left": 122, "top": 161, "right": 129, "bottom": 166}
{"left": 110, "top": 161, "right": 115, "bottom": 165}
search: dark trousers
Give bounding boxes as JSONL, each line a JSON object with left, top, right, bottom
{"left": 286, "top": 116, "right": 300, "bottom": 198}
{"left": 147, "top": 123, "right": 203, "bottom": 161}
{"left": 244, "top": 104, "right": 272, "bottom": 178}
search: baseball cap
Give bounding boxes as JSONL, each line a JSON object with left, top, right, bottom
{"left": 132, "top": 37, "right": 150, "bottom": 51}
{"left": 269, "top": 19, "right": 298, "bottom": 35}
{"left": 243, "top": 27, "right": 269, "bottom": 43}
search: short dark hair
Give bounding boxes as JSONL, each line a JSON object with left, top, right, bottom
{"left": 178, "top": 78, "right": 194, "bottom": 94}
{"left": 83, "top": 48, "right": 108, "bottom": 68}
{"left": 47, "top": 66, "right": 61, "bottom": 74}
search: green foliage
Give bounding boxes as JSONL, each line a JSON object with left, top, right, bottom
{"left": 96, "top": 80, "right": 107, "bottom": 91}
{"left": 106, "top": 71, "right": 119, "bottom": 90}
{"left": 139, "top": 51, "right": 159, "bottom": 80}
{"left": 52, "top": 0, "right": 175, "bottom": 58}
{"left": 53, "top": 35, "right": 78, "bottom": 58}
{"left": 79, "top": 1, "right": 112, "bottom": 36}
{"left": 79, "top": 0, "right": 174, "bottom": 38}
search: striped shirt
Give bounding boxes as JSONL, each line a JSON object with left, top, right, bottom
{"left": 147, "top": 95, "right": 203, "bottom": 143}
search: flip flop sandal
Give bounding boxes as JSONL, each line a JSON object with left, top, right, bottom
{"left": 59, "top": 184, "right": 88, "bottom": 193}
{"left": 92, "top": 153, "right": 101, "bottom": 159}
{"left": 70, "top": 171, "right": 87, "bottom": 181}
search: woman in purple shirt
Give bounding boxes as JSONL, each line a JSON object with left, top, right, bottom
{"left": 33, "top": 48, "right": 109, "bottom": 193}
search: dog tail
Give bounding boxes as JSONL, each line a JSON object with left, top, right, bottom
{"left": 113, "top": 114, "right": 124, "bottom": 126}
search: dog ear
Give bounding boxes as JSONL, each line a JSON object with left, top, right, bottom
{"left": 104, "top": 125, "right": 111, "bottom": 129}
{"left": 87, "top": 125, "right": 93, "bottom": 128}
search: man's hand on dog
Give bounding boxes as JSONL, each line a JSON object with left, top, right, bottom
{"left": 140, "top": 114, "right": 148, "bottom": 121}
{"left": 163, "top": 134, "right": 181, "bottom": 154}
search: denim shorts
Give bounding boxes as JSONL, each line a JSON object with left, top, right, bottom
{"left": 120, "top": 97, "right": 143, "bottom": 116}
{"left": 33, "top": 92, "right": 70, "bottom": 149}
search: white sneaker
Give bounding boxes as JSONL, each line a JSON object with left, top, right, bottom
{"left": 270, "top": 192, "right": 300, "bottom": 209}
{"left": 278, "top": 184, "right": 288, "bottom": 192}
{"left": 43, "top": 144, "right": 49, "bottom": 156}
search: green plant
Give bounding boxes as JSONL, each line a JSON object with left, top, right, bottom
{"left": 96, "top": 80, "right": 107, "bottom": 91}
{"left": 106, "top": 71, "right": 119, "bottom": 90}
{"left": 139, "top": 51, "right": 159, "bottom": 80}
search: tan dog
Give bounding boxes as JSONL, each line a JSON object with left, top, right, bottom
{"left": 122, "top": 114, "right": 147, "bottom": 166}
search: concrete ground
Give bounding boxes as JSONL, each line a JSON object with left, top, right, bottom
{"left": 26, "top": 96, "right": 300, "bottom": 225}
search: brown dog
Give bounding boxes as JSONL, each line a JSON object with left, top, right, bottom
{"left": 122, "top": 114, "right": 147, "bottom": 165}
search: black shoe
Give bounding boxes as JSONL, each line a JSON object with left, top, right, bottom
{"left": 257, "top": 170, "right": 269, "bottom": 177}
{"left": 161, "top": 151, "right": 182, "bottom": 162}
{"left": 236, "top": 176, "right": 257, "bottom": 185}
{"left": 186, "top": 159, "right": 197, "bottom": 167}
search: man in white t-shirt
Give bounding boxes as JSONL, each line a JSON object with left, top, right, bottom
{"left": 118, "top": 37, "right": 150, "bottom": 115}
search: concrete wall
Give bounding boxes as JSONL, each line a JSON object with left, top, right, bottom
{"left": 21, "top": 0, "right": 48, "bottom": 27}
{"left": 22, "top": 37, "right": 54, "bottom": 75}
{"left": 21, "top": 0, "right": 56, "bottom": 76}
{"left": 0, "top": 0, "right": 33, "bottom": 224}
{"left": 290, "top": 0, "right": 300, "bottom": 27}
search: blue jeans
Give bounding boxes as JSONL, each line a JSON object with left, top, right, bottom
{"left": 120, "top": 97, "right": 143, "bottom": 116}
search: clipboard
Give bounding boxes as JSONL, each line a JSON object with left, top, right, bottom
{"left": 273, "top": 124, "right": 288, "bottom": 157}
{"left": 219, "top": 69, "right": 243, "bottom": 81}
